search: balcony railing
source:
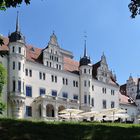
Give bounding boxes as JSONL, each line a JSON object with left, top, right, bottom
{"left": 37, "top": 95, "right": 79, "bottom": 104}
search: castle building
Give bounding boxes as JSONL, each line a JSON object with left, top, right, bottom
{"left": 120, "top": 75, "right": 140, "bottom": 121}
{"left": 0, "top": 14, "right": 131, "bottom": 121}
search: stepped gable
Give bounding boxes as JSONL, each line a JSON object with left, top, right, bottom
{"left": 92, "top": 61, "right": 118, "bottom": 86}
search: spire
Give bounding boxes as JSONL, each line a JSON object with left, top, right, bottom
{"left": 84, "top": 33, "right": 87, "bottom": 57}
{"left": 101, "top": 52, "right": 107, "bottom": 64}
{"left": 16, "top": 11, "right": 20, "bottom": 32}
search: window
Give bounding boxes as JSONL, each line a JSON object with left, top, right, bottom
{"left": 46, "top": 61, "right": 48, "bottom": 66}
{"left": 84, "top": 69, "right": 86, "bottom": 74}
{"left": 29, "top": 70, "right": 32, "bottom": 77}
{"left": 91, "top": 98, "right": 94, "bottom": 107}
{"left": 92, "top": 85, "right": 94, "bottom": 91}
{"left": 19, "top": 47, "right": 21, "bottom": 53}
{"left": 66, "top": 79, "right": 68, "bottom": 85}
{"left": 89, "top": 69, "right": 90, "bottom": 74}
{"left": 12, "top": 46, "right": 15, "bottom": 53}
{"left": 59, "top": 65, "right": 61, "bottom": 70}
{"left": 76, "top": 81, "right": 78, "bottom": 87}
{"left": 51, "top": 75, "right": 54, "bottom": 82}
{"left": 52, "top": 90, "right": 57, "bottom": 96}
{"left": 111, "top": 101, "right": 115, "bottom": 108}
{"left": 55, "top": 76, "right": 57, "bottom": 83}
{"left": 40, "top": 88, "right": 46, "bottom": 96}
{"left": 111, "top": 90, "right": 115, "bottom": 95}
{"left": 26, "top": 86, "right": 32, "bottom": 97}
{"left": 84, "top": 95, "right": 87, "bottom": 104}
{"left": 84, "top": 80, "right": 87, "bottom": 87}
{"left": 102, "top": 88, "right": 106, "bottom": 94}
{"left": 43, "top": 73, "right": 45, "bottom": 80}
{"left": 73, "top": 95, "right": 78, "bottom": 100}
{"left": 13, "top": 61, "right": 15, "bottom": 70}
{"left": 39, "top": 72, "right": 42, "bottom": 79}
{"left": 18, "top": 80, "right": 21, "bottom": 92}
{"left": 73, "top": 81, "right": 75, "bottom": 87}
{"left": 18, "top": 62, "right": 21, "bottom": 70}
{"left": 103, "top": 100, "right": 107, "bottom": 109}
{"left": 26, "top": 106, "right": 32, "bottom": 117}
{"left": 88, "top": 81, "right": 90, "bottom": 87}
{"left": 25, "top": 69, "right": 28, "bottom": 76}
{"left": 63, "top": 78, "right": 65, "bottom": 85}
{"left": 13, "top": 80, "right": 16, "bottom": 92}
{"left": 88, "top": 95, "right": 90, "bottom": 104}
{"left": 62, "top": 92, "right": 68, "bottom": 98}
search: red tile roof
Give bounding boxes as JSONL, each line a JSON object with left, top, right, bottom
{"left": 26, "top": 45, "right": 42, "bottom": 63}
{"left": 119, "top": 93, "right": 136, "bottom": 106}
{"left": 0, "top": 36, "right": 9, "bottom": 51}
{"left": 63, "top": 56, "right": 79, "bottom": 72}
{"left": 0, "top": 36, "right": 118, "bottom": 86}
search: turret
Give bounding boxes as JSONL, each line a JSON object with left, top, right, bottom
{"left": 8, "top": 12, "right": 26, "bottom": 118}
{"left": 79, "top": 39, "right": 92, "bottom": 111}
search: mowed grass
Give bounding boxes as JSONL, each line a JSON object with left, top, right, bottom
{"left": 0, "top": 118, "right": 140, "bottom": 140}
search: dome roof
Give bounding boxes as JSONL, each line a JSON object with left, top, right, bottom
{"left": 136, "top": 94, "right": 140, "bottom": 100}
{"left": 79, "top": 43, "right": 91, "bottom": 66}
{"left": 79, "top": 56, "right": 91, "bottom": 66}
{"left": 9, "top": 31, "right": 25, "bottom": 43}
{"left": 8, "top": 12, "right": 25, "bottom": 44}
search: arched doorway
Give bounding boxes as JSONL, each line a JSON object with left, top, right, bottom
{"left": 46, "top": 104, "right": 55, "bottom": 117}
{"left": 58, "top": 105, "right": 65, "bottom": 115}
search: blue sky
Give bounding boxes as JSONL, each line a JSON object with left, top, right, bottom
{"left": 0, "top": 0, "right": 140, "bottom": 84}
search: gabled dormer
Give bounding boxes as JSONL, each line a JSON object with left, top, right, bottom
{"left": 43, "top": 33, "right": 63, "bottom": 70}
{"left": 97, "top": 53, "right": 110, "bottom": 83}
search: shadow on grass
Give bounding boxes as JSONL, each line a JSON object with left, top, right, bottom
{"left": 0, "top": 118, "right": 140, "bottom": 140}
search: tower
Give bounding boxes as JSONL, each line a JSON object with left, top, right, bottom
{"left": 135, "top": 79, "right": 140, "bottom": 116}
{"left": 79, "top": 39, "right": 92, "bottom": 111}
{"left": 8, "top": 12, "right": 26, "bottom": 118}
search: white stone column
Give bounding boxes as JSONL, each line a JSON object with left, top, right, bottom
{"left": 55, "top": 106, "right": 58, "bottom": 120}
{"left": 41, "top": 103, "right": 46, "bottom": 120}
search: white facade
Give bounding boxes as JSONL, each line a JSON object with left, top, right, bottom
{"left": 0, "top": 16, "right": 135, "bottom": 121}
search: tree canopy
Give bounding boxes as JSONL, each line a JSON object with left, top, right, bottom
{"left": 0, "top": 0, "right": 30, "bottom": 10}
{"left": 129, "top": 0, "right": 140, "bottom": 18}
{"left": 0, "top": 63, "right": 6, "bottom": 96}
{"left": 0, "top": 63, "right": 6, "bottom": 114}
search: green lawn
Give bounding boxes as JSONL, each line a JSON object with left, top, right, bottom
{"left": 0, "top": 118, "right": 140, "bottom": 140}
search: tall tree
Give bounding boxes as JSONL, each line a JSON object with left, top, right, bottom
{"left": 129, "top": 0, "right": 140, "bottom": 18}
{"left": 0, "top": 63, "right": 7, "bottom": 114}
